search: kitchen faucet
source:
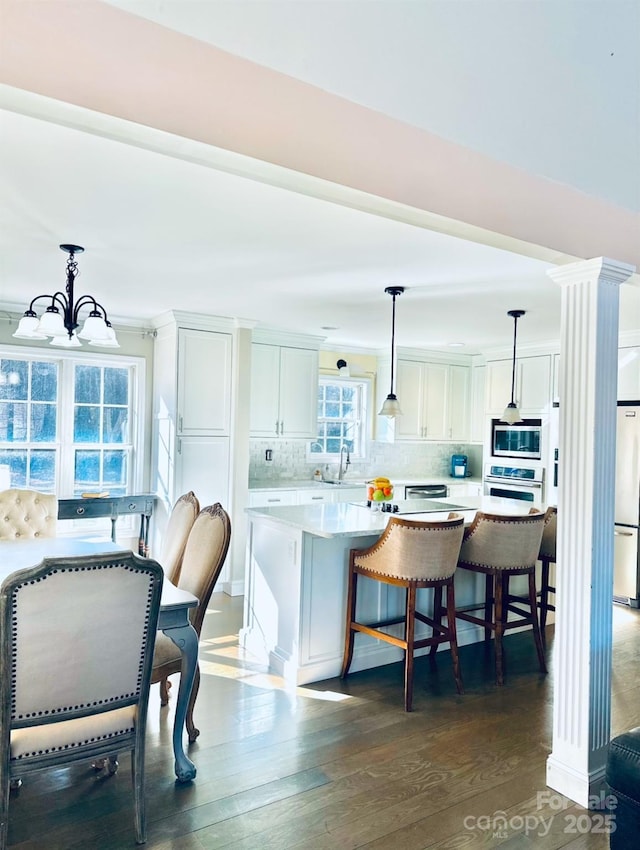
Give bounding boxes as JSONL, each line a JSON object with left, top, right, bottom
{"left": 338, "top": 445, "right": 351, "bottom": 481}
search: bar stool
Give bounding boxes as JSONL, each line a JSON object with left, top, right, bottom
{"left": 538, "top": 506, "right": 557, "bottom": 642}
{"left": 454, "top": 509, "right": 547, "bottom": 685}
{"left": 341, "top": 513, "right": 465, "bottom": 712}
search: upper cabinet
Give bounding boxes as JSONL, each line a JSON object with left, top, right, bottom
{"left": 250, "top": 342, "right": 319, "bottom": 439}
{"left": 486, "top": 355, "right": 552, "bottom": 414}
{"left": 177, "top": 327, "right": 232, "bottom": 435}
{"left": 378, "top": 355, "right": 471, "bottom": 442}
{"left": 469, "top": 364, "right": 486, "bottom": 443}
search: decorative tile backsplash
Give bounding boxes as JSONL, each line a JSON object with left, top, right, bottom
{"left": 249, "top": 439, "right": 483, "bottom": 482}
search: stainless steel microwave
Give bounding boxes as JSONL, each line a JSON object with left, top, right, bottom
{"left": 492, "top": 419, "right": 542, "bottom": 460}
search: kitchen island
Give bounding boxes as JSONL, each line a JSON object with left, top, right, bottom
{"left": 240, "top": 496, "right": 535, "bottom": 685}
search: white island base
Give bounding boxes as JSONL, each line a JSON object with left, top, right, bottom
{"left": 240, "top": 498, "right": 536, "bottom": 686}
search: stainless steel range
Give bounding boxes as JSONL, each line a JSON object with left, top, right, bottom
{"left": 482, "top": 462, "right": 545, "bottom": 505}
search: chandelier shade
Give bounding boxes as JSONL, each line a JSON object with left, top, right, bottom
{"left": 378, "top": 286, "right": 405, "bottom": 418}
{"left": 501, "top": 309, "right": 525, "bottom": 424}
{"left": 13, "top": 245, "right": 118, "bottom": 348}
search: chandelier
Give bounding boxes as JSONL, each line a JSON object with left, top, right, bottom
{"left": 378, "top": 286, "right": 404, "bottom": 417}
{"left": 13, "top": 244, "right": 119, "bottom": 348}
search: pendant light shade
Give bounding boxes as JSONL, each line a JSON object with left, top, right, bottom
{"left": 501, "top": 309, "right": 525, "bottom": 424}
{"left": 378, "top": 286, "right": 405, "bottom": 418}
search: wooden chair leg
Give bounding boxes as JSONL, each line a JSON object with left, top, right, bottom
{"left": 446, "top": 580, "right": 464, "bottom": 695}
{"left": 528, "top": 571, "right": 548, "bottom": 674}
{"left": 540, "top": 559, "right": 550, "bottom": 641}
{"left": 186, "top": 664, "right": 201, "bottom": 743}
{"left": 160, "top": 677, "right": 171, "bottom": 706}
{"left": 430, "top": 585, "right": 443, "bottom": 664}
{"left": 484, "top": 573, "right": 493, "bottom": 642}
{"left": 404, "top": 584, "right": 417, "bottom": 712}
{"left": 340, "top": 556, "right": 358, "bottom": 678}
{"left": 494, "top": 572, "right": 505, "bottom": 685}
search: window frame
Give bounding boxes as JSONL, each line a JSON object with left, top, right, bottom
{"left": 0, "top": 344, "right": 146, "bottom": 498}
{"left": 307, "top": 375, "right": 371, "bottom": 462}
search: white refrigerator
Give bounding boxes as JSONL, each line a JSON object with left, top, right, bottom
{"left": 614, "top": 403, "right": 640, "bottom": 606}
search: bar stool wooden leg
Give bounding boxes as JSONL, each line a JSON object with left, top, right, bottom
{"left": 528, "top": 571, "right": 548, "bottom": 674}
{"left": 404, "top": 584, "right": 417, "bottom": 711}
{"left": 341, "top": 553, "right": 358, "bottom": 678}
{"left": 484, "top": 574, "right": 493, "bottom": 642}
{"left": 446, "top": 579, "right": 464, "bottom": 695}
{"left": 540, "top": 558, "right": 550, "bottom": 641}
{"left": 429, "top": 585, "right": 443, "bottom": 666}
{"left": 494, "top": 572, "right": 505, "bottom": 685}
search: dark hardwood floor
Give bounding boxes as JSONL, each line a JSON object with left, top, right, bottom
{"left": 7, "top": 596, "right": 640, "bottom": 849}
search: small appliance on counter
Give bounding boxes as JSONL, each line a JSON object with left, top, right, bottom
{"left": 450, "top": 454, "right": 468, "bottom": 478}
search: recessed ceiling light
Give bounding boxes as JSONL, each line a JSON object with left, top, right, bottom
{"left": 321, "top": 326, "right": 339, "bottom": 331}
{"left": 448, "top": 342, "right": 466, "bottom": 348}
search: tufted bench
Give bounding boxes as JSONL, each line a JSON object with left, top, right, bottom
{"left": 606, "top": 727, "right": 640, "bottom": 847}
{"left": 0, "top": 489, "right": 57, "bottom": 540}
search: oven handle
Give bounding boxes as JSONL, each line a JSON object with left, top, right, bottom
{"left": 483, "top": 478, "right": 542, "bottom": 489}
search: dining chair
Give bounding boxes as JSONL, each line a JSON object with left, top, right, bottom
{"left": 159, "top": 491, "right": 200, "bottom": 584}
{"left": 454, "top": 508, "right": 547, "bottom": 685}
{"left": 152, "top": 503, "right": 231, "bottom": 742}
{"left": 341, "top": 513, "right": 466, "bottom": 712}
{"left": 0, "top": 550, "right": 164, "bottom": 847}
{"left": 0, "top": 489, "right": 57, "bottom": 540}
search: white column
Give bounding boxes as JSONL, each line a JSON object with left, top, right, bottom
{"left": 546, "top": 257, "right": 635, "bottom": 807}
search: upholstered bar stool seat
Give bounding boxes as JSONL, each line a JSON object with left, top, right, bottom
{"left": 341, "top": 513, "right": 465, "bottom": 712}
{"left": 454, "top": 509, "right": 547, "bottom": 685}
{"left": 0, "top": 489, "right": 57, "bottom": 540}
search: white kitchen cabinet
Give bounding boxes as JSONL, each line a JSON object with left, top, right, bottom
{"left": 330, "top": 486, "right": 364, "bottom": 504}
{"left": 486, "top": 355, "right": 551, "bottom": 414}
{"left": 552, "top": 353, "right": 561, "bottom": 404}
{"left": 250, "top": 343, "right": 319, "bottom": 439}
{"left": 297, "top": 489, "right": 333, "bottom": 505}
{"left": 248, "top": 490, "right": 297, "bottom": 508}
{"left": 177, "top": 327, "right": 232, "bottom": 435}
{"left": 447, "top": 365, "right": 470, "bottom": 441}
{"left": 393, "top": 360, "right": 470, "bottom": 441}
{"left": 175, "top": 436, "right": 230, "bottom": 508}
{"left": 152, "top": 314, "right": 235, "bottom": 533}
{"left": 618, "top": 347, "right": 640, "bottom": 401}
{"left": 448, "top": 482, "right": 482, "bottom": 498}
{"left": 470, "top": 364, "right": 486, "bottom": 443}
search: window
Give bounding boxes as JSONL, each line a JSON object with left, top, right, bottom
{"left": 309, "top": 377, "right": 369, "bottom": 459}
{"left": 0, "top": 347, "right": 143, "bottom": 496}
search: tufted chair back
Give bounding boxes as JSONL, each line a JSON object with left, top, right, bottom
{"left": 353, "top": 513, "right": 465, "bottom": 581}
{"left": 159, "top": 491, "right": 200, "bottom": 584}
{"left": 539, "top": 506, "right": 557, "bottom": 562}
{"left": 458, "top": 509, "right": 545, "bottom": 571}
{"left": 0, "top": 489, "right": 57, "bottom": 540}
{"left": 0, "top": 550, "right": 164, "bottom": 846}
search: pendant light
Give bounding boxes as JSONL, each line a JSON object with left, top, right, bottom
{"left": 378, "top": 286, "right": 405, "bottom": 417}
{"left": 501, "top": 309, "right": 525, "bottom": 424}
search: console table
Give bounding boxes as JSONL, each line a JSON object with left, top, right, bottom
{"left": 57, "top": 494, "right": 155, "bottom": 556}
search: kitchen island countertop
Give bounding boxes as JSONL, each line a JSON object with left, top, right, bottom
{"left": 245, "top": 494, "right": 529, "bottom": 538}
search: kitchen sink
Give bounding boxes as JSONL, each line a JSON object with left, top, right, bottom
{"left": 323, "top": 479, "right": 366, "bottom": 486}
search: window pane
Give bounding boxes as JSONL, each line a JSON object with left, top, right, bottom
{"left": 103, "top": 451, "right": 127, "bottom": 492}
{"left": 31, "top": 361, "right": 57, "bottom": 402}
{"left": 104, "top": 367, "right": 128, "bottom": 406}
{"left": 30, "top": 403, "right": 57, "bottom": 442}
{"left": 103, "top": 407, "right": 128, "bottom": 443}
{"left": 326, "top": 385, "right": 340, "bottom": 401}
{"left": 74, "top": 406, "right": 100, "bottom": 442}
{"left": 326, "top": 438, "right": 341, "bottom": 453}
{"left": 29, "top": 450, "right": 56, "bottom": 492}
{"left": 74, "top": 365, "right": 101, "bottom": 404}
{"left": 326, "top": 402, "right": 340, "bottom": 418}
{"left": 74, "top": 450, "right": 101, "bottom": 490}
{"left": 0, "top": 450, "right": 27, "bottom": 487}
{"left": 0, "top": 402, "right": 27, "bottom": 442}
{"left": 0, "top": 360, "right": 28, "bottom": 401}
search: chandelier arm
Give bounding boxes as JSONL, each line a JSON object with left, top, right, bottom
{"left": 72, "top": 295, "right": 101, "bottom": 319}
{"left": 26, "top": 292, "right": 69, "bottom": 313}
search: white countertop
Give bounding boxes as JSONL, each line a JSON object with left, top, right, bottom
{"left": 246, "top": 495, "right": 533, "bottom": 539}
{"left": 248, "top": 476, "right": 482, "bottom": 492}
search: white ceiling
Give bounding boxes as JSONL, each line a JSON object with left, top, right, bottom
{"left": 1, "top": 1, "right": 638, "bottom": 354}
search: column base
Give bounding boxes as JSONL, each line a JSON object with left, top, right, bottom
{"left": 546, "top": 754, "right": 608, "bottom": 809}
